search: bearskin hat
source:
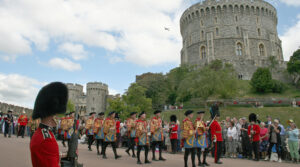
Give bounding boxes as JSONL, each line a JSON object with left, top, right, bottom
{"left": 115, "top": 113, "right": 120, "bottom": 119}
{"left": 32, "top": 82, "right": 68, "bottom": 120}
{"left": 210, "top": 103, "right": 220, "bottom": 119}
{"left": 197, "top": 111, "right": 205, "bottom": 114}
{"left": 154, "top": 110, "right": 162, "bottom": 115}
{"left": 170, "top": 115, "right": 177, "bottom": 122}
{"left": 249, "top": 113, "right": 257, "bottom": 123}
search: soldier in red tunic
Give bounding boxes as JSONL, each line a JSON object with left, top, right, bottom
{"left": 248, "top": 113, "right": 260, "bottom": 161}
{"left": 169, "top": 115, "right": 178, "bottom": 154}
{"left": 209, "top": 103, "right": 223, "bottom": 164}
{"left": 18, "top": 110, "right": 28, "bottom": 138}
{"left": 30, "top": 82, "right": 68, "bottom": 167}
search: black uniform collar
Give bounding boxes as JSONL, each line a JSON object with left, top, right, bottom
{"left": 39, "top": 123, "right": 53, "bottom": 131}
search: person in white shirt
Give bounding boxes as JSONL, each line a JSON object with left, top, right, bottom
{"left": 227, "top": 121, "right": 238, "bottom": 158}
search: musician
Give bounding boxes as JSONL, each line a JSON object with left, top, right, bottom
{"left": 94, "top": 112, "right": 105, "bottom": 155}
{"left": 115, "top": 113, "right": 121, "bottom": 148}
{"left": 65, "top": 111, "right": 75, "bottom": 147}
{"left": 194, "top": 111, "right": 209, "bottom": 166}
{"left": 125, "top": 112, "right": 137, "bottom": 157}
{"left": 4, "top": 110, "right": 13, "bottom": 138}
{"left": 210, "top": 104, "right": 223, "bottom": 164}
{"left": 182, "top": 110, "right": 196, "bottom": 167}
{"left": 169, "top": 115, "right": 178, "bottom": 154}
{"left": 60, "top": 113, "right": 69, "bottom": 147}
{"left": 30, "top": 82, "right": 68, "bottom": 167}
{"left": 86, "top": 112, "right": 96, "bottom": 151}
{"left": 248, "top": 113, "right": 260, "bottom": 161}
{"left": 136, "top": 111, "right": 151, "bottom": 164}
{"left": 150, "top": 110, "right": 166, "bottom": 161}
{"left": 102, "top": 111, "right": 121, "bottom": 159}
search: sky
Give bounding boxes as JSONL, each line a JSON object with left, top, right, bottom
{"left": 0, "top": 0, "right": 299, "bottom": 108}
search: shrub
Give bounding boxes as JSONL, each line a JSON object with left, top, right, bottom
{"left": 250, "top": 68, "right": 272, "bottom": 93}
{"left": 270, "top": 80, "right": 285, "bottom": 93}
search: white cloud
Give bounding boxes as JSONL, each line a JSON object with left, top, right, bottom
{"left": 280, "top": 14, "right": 300, "bottom": 60}
{"left": 279, "top": 0, "right": 300, "bottom": 6}
{"left": 108, "top": 88, "right": 121, "bottom": 95}
{"left": 0, "top": 73, "right": 44, "bottom": 108}
{"left": 0, "top": 0, "right": 191, "bottom": 66}
{"left": 59, "top": 42, "right": 88, "bottom": 60}
{"left": 48, "top": 58, "right": 81, "bottom": 71}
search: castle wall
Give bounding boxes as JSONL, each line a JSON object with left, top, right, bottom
{"left": 180, "top": 0, "right": 286, "bottom": 81}
{"left": 86, "top": 82, "right": 108, "bottom": 114}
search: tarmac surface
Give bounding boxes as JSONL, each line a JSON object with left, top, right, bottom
{"left": 0, "top": 135, "right": 298, "bottom": 167}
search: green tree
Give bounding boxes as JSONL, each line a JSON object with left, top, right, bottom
{"left": 136, "top": 73, "right": 168, "bottom": 109}
{"left": 287, "top": 49, "right": 300, "bottom": 86}
{"left": 123, "top": 83, "right": 152, "bottom": 117}
{"left": 268, "top": 56, "right": 279, "bottom": 73}
{"left": 250, "top": 68, "right": 272, "bottom": 93}
{"left": 107, "top": 97, "right": 127, "bottom": 120}
{"left": 66, "top": 100, "right": 75, "bottom": 113}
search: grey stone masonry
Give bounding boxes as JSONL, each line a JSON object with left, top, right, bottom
{"left": 180, "top": 0, "right": 288, "bottom": 81}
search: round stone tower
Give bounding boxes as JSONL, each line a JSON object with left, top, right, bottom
{"left": 66, "top": 83, "right": 84, "bottom": 104}
{"left": 86, "top": 82, "right": 108, "bottom": 114}
{"left": 180, "top": 0, "right": 284, "bottom": 80}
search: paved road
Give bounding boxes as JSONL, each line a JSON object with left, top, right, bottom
{"left": 0, "top": 135, "right": 298, "bottom": 167}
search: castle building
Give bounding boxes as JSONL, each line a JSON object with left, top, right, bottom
{"left": 66, "top": 82, "right": 109, "bottom": 116}
{"left": 180, "top": 0, "right": 287, "bottom": 80}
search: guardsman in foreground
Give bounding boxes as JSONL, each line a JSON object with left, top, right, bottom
{"left": 86, "top": 112, "right": 96, "bottom": 151}
{"left": 248, "top": 113, "right": 260, "bottom": 161}
{"left": 169, "top": 115, "right": 178, "bottom": 154}
{"left": 102, "top": 111, "right": 121, "bottom": 159}
{"left": 125, "top": 112, "right": 137, "bottom": 157}
{"left": 17, "top": 110, "right": 28, "bottom": 138}
{"left": 94, "top": 112, "right": 105, "bottom": 155}
{"left": 209, "top": 104, "right": 223, "bottom": 164}
{"left": 150, "top": 110, "right": 166, "bottom": 161}
{"left": 30, "top": 82, "right": 68, "bottom": 167}
{"left": 136, "top": 111, "right": 151, "bottom": 164}
{"left": 194, "top": 111, "right": 210, "bottom": 167}
{"left": 182, "top": 110, "right": 196, "bottom": 167}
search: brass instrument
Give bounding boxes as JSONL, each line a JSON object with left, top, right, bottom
{"left": 61, "top": 119, "right": 68, "bottom": 131}
{"left": 85, "top": 118, "right": 93, "bottom": 130}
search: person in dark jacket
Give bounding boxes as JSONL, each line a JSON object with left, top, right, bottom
{"left": 265, "top": 119, "right": 282, "bottom": 162}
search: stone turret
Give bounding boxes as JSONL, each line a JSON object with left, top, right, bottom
{"left": 66, "top": 83, "right": 84, "bottom": 104}
{"left": 180, "top": 0, "right": 286, "bottom": 80}
{"left": 86, "top": 82, "right": 108, "bottom": 114}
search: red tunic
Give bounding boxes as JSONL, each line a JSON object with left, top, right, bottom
{"left": 116, "top": 120, "right": 120, "bottom": 134}
{"left": 248, "top": 124, "right": 261, "bottom": 142}
{"left": 210, "top": 120, "right": 223, "bottom": 142}
{"left": 169, "top": 123, "right": 178, "bottom": 139}
{"left": 30, "top": 124, "right": 60, "bottom": 167}
{"left": 18, "top": 115, "right": 28, "bottom": 126}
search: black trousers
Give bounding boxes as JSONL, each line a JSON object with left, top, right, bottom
{"left": 88, "top": 135, "right": 94, "bottom": 149}
{"left": 103, "top": 142, "right": 118, "bottom": 158}
{"left": 151, "top": 141, "right": 163, "bottom": 159}
{"left": 126, "top": 137, "right": 136, "bottom": 156}
{"left": 116, "top": 133, "right": 121, "bottom": 148}
{"left": 96, "top": 139, "right": 104, "bottom": 154}
{"left": 18, "top": 125, "right": 25, "bottom": 138}
{"left": 137, "top": 145, "right": 149, "bottom": 162}
{"left": 196, "top": 148, "right": 208, "bottom": 164}
{"left": 252, "top": 141, "right": 259, "bottom": 160}
{"left": 213, "top": 141, "right": 222, "bottom": 163}
{"left": 268, "top": 142, "right": 281, "bottom": 159}
{"left": 171, "top": 139, "right": 178, "bottom": 153}
{"left": 184, "top": 148, "right": 196, "bottom": 167}
{"left": 4, "top": 123, "right": 11, "bottom": 137}
{"left": 242, "top": 137, "right": 252, "bottom": 157}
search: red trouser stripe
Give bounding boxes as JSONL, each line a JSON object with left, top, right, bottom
{"left": 214, "top": 142, "right": 217, "bottom": 163}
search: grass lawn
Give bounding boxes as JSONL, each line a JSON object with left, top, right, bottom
{"left": 161, "top": 107, "right": 300, "bottom": 127}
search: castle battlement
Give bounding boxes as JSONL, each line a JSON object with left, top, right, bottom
{"left": 87, "top": 82, "right": 108, "bottom": 91}
{"left": 180, "top": 0, "right": 287, "bottom": 82}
